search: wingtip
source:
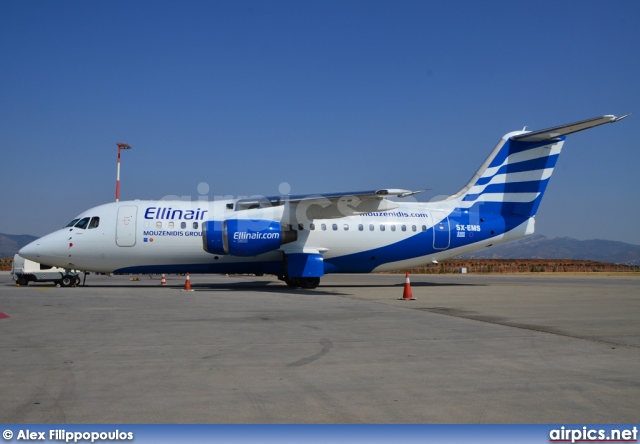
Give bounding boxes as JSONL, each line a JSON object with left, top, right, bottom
{"left": 612, "top": 113, "right": 631, "bottom": 123}
{"left": 397, "top": 189, "right": 429, "bottom": 198}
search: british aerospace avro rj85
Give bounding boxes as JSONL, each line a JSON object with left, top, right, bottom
{"left": 19, "top": 114, "right": 628, "bottom": 288}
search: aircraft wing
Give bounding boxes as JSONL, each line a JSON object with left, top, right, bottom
{"left": 235, "top": 188, "right": 426, "bottom": 218}
{"left": 512, "top": 114, "right": 630, "bottom": 142}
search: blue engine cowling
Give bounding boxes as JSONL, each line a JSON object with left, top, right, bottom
{"left": 202, "top": 219, "right": 296, "bottom": 257}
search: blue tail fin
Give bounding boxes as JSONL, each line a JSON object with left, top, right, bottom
{"left": 449, "top": 115, "right": 628, "bottom": 218}
{"left": 458, "top": 136, "right": 564, "bottom": 217}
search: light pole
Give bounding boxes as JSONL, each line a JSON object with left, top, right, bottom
{"left": 115, "top": 143, "right": 132, "bottom": 202}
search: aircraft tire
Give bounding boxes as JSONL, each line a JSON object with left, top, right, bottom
{"left": 285, "top": 277, "right": 320, "bottom": 289}
{"left": 299, "top": 277, "right": 320, "bottom": 289}
{"left": 60, "top": 276, "right": 74, "bottom": 287}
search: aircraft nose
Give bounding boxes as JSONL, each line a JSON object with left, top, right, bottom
{"left": 18, "top": 239, "right": 40, "bottom": 261}
{"left": 18, "top": 230, "right": 67, "bottom": 265}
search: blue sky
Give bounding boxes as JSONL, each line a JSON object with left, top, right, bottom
{"left": 1, "top": 1, "right": 638, "bottom": 244}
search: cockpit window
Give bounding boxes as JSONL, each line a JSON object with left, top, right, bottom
{"left": 74, "top": 217, "right": 91, "bottom": 229}
{"left": 65, "top": 219, "right": 80, "bottom": 228}
{"left": 88, "top": 217, "right": 100, "bottom": 229}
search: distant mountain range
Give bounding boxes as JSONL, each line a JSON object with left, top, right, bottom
{"left": 462, "top": 235, "right": 640, "bottom": 264}
{"left": 2, "top": 232, "right": 640, "bottom": 264}
{"left": 0, "top": 233, "right": 38, "bottom": 258}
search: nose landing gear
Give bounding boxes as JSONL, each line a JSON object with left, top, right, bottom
{"left": 55, "top": 273, "right": 82, "bottom": 288}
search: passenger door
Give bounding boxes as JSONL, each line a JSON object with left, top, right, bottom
{"left": 116, "top": 205, "right": 137, "bottom": 247}
{"left": 430, "top": 210, "right": 450, "bottom": 250}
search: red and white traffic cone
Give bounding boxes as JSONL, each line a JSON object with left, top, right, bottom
{"left": 399, "top": 273, "right": 415, "bottom": 300}
{"left": 182, "top": 272, "right": 194, "bottom": 292}
{"left": 160, "top": 274, "right": 166, "bottom": 286}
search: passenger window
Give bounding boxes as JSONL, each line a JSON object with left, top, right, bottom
{"left": 401, "top": 225, "right": 406, "bottom": 232}
{"left": 168, "top": 221, "right": 174, "bottom": 229}
{"left": 321, "top": 224, "right": 327, "bottom": 231}
{"left": 343, "top": 224, "right": 349, "bottom": 231}
{"left": 412, "top": 225, "right": 417, "bottom": 232}
{"left": 156, "top": 221, "right": 162, "bottom": 228}
{"left": 310, "top": 223, "right": 315, "bottom": 230}
{"left": 181, "top": 222, "right": 186, "bottom": 229}
{"left": 358, "top": 224, "right": 363, "bottom": 231}
{"left": 193, "top": 222, "right": 199, "bottom": 229}
{"left": 332, "top": 224, "right": 338, "bottom": 231}
{"left": 65, "top": 219, "right": 80, "bottom": 228}
{"left": 369, "top": 224, "right": 374, "bottom": 231}
{"left": 88, "top": 217, "right": 100, "bottom": 229}
{"left": 422, "top": 225, "right": 427, "bottom": 232}
{"left": 75, "top": 217, "right": 91, "bottom": 229}
{"left": 391, "top": 225, "right": 396, "bottom": 232}
{"left": 380, "top": 225, "right": 386, "bottom": 232}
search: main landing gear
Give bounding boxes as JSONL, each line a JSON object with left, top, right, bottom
{"left": 280, "top": 253, "right": 322, "bottom": 289}
{"left": 282, "top": 276, "right": 321, "bottom": 289}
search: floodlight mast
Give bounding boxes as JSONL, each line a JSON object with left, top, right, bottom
{"left": 115, "top": 143, "right": 132, "bottom": 202}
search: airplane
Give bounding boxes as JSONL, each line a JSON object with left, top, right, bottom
{"left": 19, "top": 114, "right": 629, "bottom": 288}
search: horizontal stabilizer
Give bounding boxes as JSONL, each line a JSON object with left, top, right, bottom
{"left": 512, "top": 114, "right": 630, "bottom": 142}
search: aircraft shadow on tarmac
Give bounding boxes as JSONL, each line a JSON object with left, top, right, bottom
{"left": 156, "top": 280, "right": 483, "bottom": 296}
{"left": 188, "top": 281, "right": 344, "bottom": 296}
{"left": 172, "top": 281, "right": 484, "bottom": 295}
{"left": 10, "top": 279, "right": 344, "bottom": 296}
{"left": 5, "top": 277, "right": 483, "bottom": 296}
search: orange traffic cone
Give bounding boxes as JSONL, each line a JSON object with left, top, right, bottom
{"left": 399, "top": 273, "right": 415, "bottom": 300}
{"left": 160, "top": 274, "right": 166, "bottom": 286}
{"left": 182, "top": 272, "right": 194, "bottom": 292}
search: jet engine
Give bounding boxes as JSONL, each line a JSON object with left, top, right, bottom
{"left": 202, "top": 219, "right": 297, "bottom": 257}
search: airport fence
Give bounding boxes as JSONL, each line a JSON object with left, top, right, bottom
{"left": 394, "top": 259, "right": 640, "bottom": 274}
